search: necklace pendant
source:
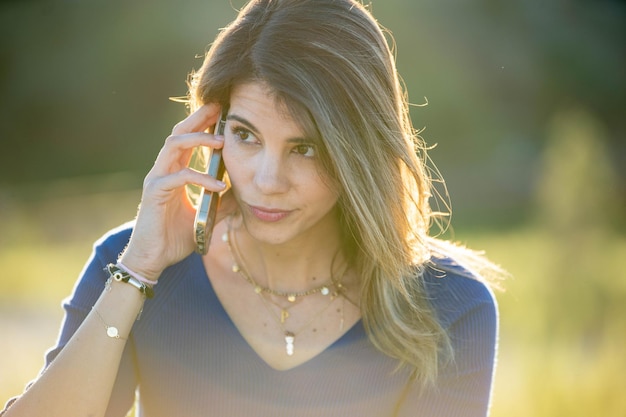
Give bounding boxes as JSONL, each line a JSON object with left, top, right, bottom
{"left": 287, "top": 294, "right": 296, "bottom": 303}
{"left": 285, "top": 332, "right": 295, "bottom": 356}
{"left": 280, "top": 309, "right": 289, "bottom": 324}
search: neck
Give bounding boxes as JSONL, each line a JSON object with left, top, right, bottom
{"left": 230, "top": 215, "right": 344, "bottom": 293}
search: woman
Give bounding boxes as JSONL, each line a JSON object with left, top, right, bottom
{"left": 2, "top": 0, "right": 502, "bottom": 416}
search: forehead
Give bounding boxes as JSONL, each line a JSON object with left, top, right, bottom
{"left": 230, "top": 82, "right": 291, "bottom": 121}
{"left": 229, "top": 81, "right": 319, "bottom": 142}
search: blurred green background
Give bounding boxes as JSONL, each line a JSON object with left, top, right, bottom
{"left": 1, "top": 0, "right": 624, "bottom": 415}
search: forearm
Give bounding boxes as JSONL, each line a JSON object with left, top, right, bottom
{"left": 3, "top": 279, "right": 144, "bottom": 417}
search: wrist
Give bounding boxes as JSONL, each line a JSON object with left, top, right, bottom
{"left": 117, "top": 261, "right": 159, "bottom": 287}
{"left": 106, "top": 264, "right": 155, "bottom": 299}
{"left": 117, "top": 252, "right": 163, "bottom": 283}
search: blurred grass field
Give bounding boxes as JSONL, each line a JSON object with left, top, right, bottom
{"left": 1, "top": 184, "right": 624, "bottom": 416}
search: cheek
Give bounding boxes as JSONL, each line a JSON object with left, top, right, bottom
{"left": 222, "top": 144, "right": 249, "bottom": 185}
{"left": 306, "top": 175, "right": 340, "bottom": 207}
{"left": 307, "top": 167, "right": 340, "bottom": 199}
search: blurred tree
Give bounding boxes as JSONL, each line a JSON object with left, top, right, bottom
{"left": 533, "top": 106, "right": 622, "bottom": 343}
{"left": 0, "top": 0, "right": 237, "bottom": 189}
{"left": 0, "top": 0, "right": 624, "bottom": 229}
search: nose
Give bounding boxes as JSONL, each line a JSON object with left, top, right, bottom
{"left": 252, "top": 150, "right": 290, "bottom": 195}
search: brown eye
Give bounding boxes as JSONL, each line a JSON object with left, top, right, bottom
{"left": 294, "top": 144, "right": 316, "bottom": 157}
{"left": 234, "top": 128, "right": 250, "bottom": 140}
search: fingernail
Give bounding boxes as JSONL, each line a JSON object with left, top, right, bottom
{"left": 217, "top": 181, "right": 227, "bottom": 188}
{"left": 214, "top": 134, "right": 224, "bottom": 141}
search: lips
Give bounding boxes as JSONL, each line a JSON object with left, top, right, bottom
{"left": 247, "top": 204, "right": 293, "bottom": 222}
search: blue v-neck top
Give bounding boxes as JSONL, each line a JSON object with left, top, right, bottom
{"left": 8, "top": 222, "right": 498, "bottom": 417}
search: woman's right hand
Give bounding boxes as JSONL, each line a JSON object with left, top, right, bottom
{"left": 118, "top": 104, "right": 236, "bottom": 281}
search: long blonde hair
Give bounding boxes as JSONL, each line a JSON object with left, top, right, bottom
{"left": 188, "top": 0, "right": 501, "bottom": 383}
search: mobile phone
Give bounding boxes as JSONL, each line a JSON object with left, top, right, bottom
{"left": 193, "top": 111, "right": 227, "bottom": 255}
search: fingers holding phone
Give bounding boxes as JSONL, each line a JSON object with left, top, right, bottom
{"left": 119, "top": 105, "right": 228, "bottom": 280}
{"left": 149, "top": 104, "right": 224, "bottom": 181}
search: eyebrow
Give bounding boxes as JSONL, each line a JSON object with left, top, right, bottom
{"left": 226, "top": 113, "right": 313, "bottom": 144}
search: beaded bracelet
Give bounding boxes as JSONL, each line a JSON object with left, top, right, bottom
{"left": 106, "top": 263, "right": 155, "bottom": 299}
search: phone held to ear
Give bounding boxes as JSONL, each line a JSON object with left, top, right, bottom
{"left": 194, "top": 111, "right": 227, "bottom": 255}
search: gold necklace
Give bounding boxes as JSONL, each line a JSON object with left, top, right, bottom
{"left": 225, "top": 216, "right": 348, "bottom": 356}
{"left": 256, "top": 286, "right": 338, "bottom": 356}
{"left": 224, "top": 216, "right": 344, "bottom": 303}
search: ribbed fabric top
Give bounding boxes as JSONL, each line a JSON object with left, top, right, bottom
{"left": 5, "top": 222, "right": 498, "bottom": 417}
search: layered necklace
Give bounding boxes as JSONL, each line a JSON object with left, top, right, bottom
{"left": 225, "top": 216, "right": 348, "bottom": 356}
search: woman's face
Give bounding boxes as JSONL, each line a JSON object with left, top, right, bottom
{"left": 222, "top": 81, "right": 340, "bottom": 246}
